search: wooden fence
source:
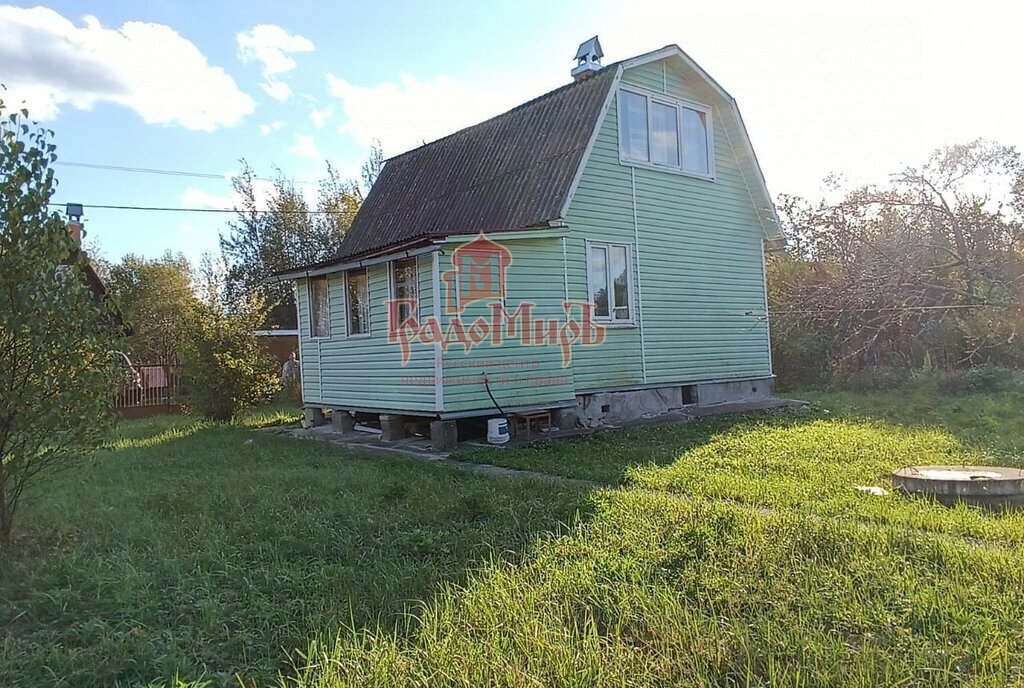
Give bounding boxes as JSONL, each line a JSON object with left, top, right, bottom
{"left": 113, "top": 363, "right": 184, "bottom": 418}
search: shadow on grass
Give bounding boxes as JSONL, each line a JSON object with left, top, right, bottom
{"left": 453, "top": 409, "right": 814, "bottom": 485}
{"left": 797, "top": 388, "right": 1024, "bottom": 460}
{"left": 0, "top": 420, "right": 593, "bottom": 688}
{"left": 455, "top": 388, "right": 1024, "bottom": 485}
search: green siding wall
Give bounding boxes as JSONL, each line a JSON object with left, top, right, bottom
{"left": 439, "top": 237, "right": 576, "bottom": 413}
{"left": 295, "top": 254, "right": 437, "bottom": 412}
{"left": 565, "top": 58, "right": 772, "bottom": 390}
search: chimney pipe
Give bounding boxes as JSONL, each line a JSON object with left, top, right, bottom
{"left": 572, "top": 36, "right": 604, "bottom": 81}
{"left": 66, "top": 202, "right": 85, "bottom": 246}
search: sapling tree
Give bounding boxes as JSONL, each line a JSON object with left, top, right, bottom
{"left": 0, "top": 101, "right": 120, "bottom": 548}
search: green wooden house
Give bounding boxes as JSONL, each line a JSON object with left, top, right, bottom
{"left": 272, "top": 39, "right": 782, "bottom": 449}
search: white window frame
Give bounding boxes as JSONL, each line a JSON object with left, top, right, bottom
{"left": 344, "top": 267, "right": 371, "bottom": 339}
{"left": 388, "top": 256, "right": 419, "bottom": 323}
{"left": 585, "top": 240, "right": 636, "bottom": 328}
{"left": 617, "top": 85, "right": 715, "bottom": 180}
{"left": 307, "top": 275, "right": 331, "bottom": 340}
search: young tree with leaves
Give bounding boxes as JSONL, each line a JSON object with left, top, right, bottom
{"left": 0, "top": 102, "right": 120, "bottom": 547}
{"left": 179, "top": 295, "right": 279, "bottom": 421}
{"left": 106, "top": 251, "right": 198, "bottom": 364}
{"left": 219, "top": 162, "right": 361, "bottom": 328}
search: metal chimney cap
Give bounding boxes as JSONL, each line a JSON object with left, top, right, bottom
{"left": 66, "top": 202, "right": 84, "bottom": 220}
{"left": 574, "top": 36, "right": 603, "bottom": 61}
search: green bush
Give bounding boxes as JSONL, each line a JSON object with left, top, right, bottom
{"left": 180, "top": 300, "right": 279, "bottom": 421}
{"left": 936, "top": 364, "right": 1012, "bottom": 396}
{"left": 842, "top": 365, "right": 912, "bottom": 392}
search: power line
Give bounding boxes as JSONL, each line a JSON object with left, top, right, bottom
{"left": 770, "top": 303, "right": 1019, "bottom": 315}
{"left": 53, "top": 160, "right": 317, "bottom": 186}
{"left": 47, "top": 202, "right": 356, "bottom": 215}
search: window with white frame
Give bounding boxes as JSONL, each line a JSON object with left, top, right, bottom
{"left": 390, "top": 257, "right": 418, "bottom": 323}
{"left": 619, "top": 87, "right": 712, "bottom": 177}
{"left": 308, "top": 275, "right": 330, "bottom": 338}
{"left": 345, "top": 268, "right": 370, "bottom": 336}
{"left": 587, "top": 242, "right": 633, "bottom": 323}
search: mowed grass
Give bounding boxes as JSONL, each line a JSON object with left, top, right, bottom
{"left": 295, "top": 389, "right": 1024, "bottom": 687}
{"left": 5, "top": 389, "right": 1024, "bottom": 686}
{"left": 295, "top": 491, "right": 1024, "bottom": 687}
{"left": 0, "top": 414, "right": 589, "bottom": 687}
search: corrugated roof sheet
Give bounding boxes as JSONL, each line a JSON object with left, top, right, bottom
{"left": 335, "top": 66, "right": 617, "bottom": 260}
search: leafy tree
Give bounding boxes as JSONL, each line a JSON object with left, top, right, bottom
{"left": 180, "top": 296, "right": 279, "bottom": 421}
{"left": 0, "top": 102, "right": 120, "bottom": 547}
{"left": 219, "top": 162, "right": 361, "bottom": 328}
{"left": 361, "top": 138, "right": 384, "bottom": 192}
{"left": 106, "top": 251, "right": 198, "bottom": 364}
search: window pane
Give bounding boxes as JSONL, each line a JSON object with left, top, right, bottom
{"left": 610, "top": 245, "right": 629, "bottom": 320}
{"left": 681, "top": 107, "right": 709, "bottom": 174}
{"left": 310, "top": 276, "right": 330, "bottom": 338}
{"left": 620, "top": 91, "right": 649, "bottom": 162}
{"left": 650, "top": 102, "right": 679, "bottom": 167}
{"left": 392, "top": 257, "right": 418, "bottom": 322}
{"left": 347, "top": 269, "right": 369, "bottom": 335}
{"left": 587, "top": 246, "right": 609, "bottom": 317}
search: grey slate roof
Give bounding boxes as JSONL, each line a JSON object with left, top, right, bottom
{"left": 334, "top": 65, "right": 617, "bottom": 261}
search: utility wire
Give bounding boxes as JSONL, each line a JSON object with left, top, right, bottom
{"left": 47, "top": 202, "right": 356, "bottom": 215}
{"left": 53, "top": 160, "right": 317, "bottom": 186}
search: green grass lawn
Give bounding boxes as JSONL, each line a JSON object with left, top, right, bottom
{"left": 4, "top": 390, "right": 1024, "bottom": 686}
{"left": 0, "top": 414, "right": 589, "bottom": 687}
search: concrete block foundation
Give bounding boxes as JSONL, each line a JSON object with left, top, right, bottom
{"left": 379, "top": 414, "right": 406, "bottom": 442}
{"left": 430, "top": 420, "right": 458, "bottom": 452}
{"left": 304, "top": 407, "right": 326, "bottom": 427}
{"left": 577, "top": 377, "right": 774, "bottom": 428}
{"left": 332, "top": 410, "right": 356, "bottom": 434}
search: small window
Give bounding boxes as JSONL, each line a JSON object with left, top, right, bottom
{"left": 390, "top": 257, "right": 418, "bottom": 323}
{"left": 587, "top": 242, "right": 633, "bottom": 323}
{"left": 308, "top": 276, "right": 330, "bottom": 338}
{"left": 619, "top": 90, "right": 649, "bottom": 162}
{"left": 346, "top": 268, "right": 370, "bottom": 336}
{"left": 680, "top": 106, "right": 709, "bottom": 174}
{"left": 650, "top": 101, "right": 679, "bottom": 167}
{"left": 619, "top": 87, "right": 712, "bottom": 177}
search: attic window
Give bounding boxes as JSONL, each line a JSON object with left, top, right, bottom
{"left": 618, "top": 87, "right": 713, "bottom": 178}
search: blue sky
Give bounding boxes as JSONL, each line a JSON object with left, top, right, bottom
{"left": 3, "top": 0, "right": 1021, "bottom": 265}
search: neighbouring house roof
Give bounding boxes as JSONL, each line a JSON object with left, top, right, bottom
{"left": 270, "top": 44, "right": 779, "bottom": 280}
{"left": 335, "top": 65, "right": 619, "bottom": 262}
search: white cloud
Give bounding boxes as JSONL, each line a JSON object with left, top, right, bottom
{"left": 182, "top": 177, "right": 277, "bottom": 211}
{"left": 0, "top": 6, "right": 254, "bottom": 130}
{"left": 310, "top": 105, "right": 332, "bottom": 128}
{"left": 287, "top": 134, "right": 321, "bottom": 159}
{"left": 259, "top": 120, "right": 285, "bottom": 136}
{"left": 237, "top": 24, "right": 314, "bottom": 102}
{"left": 326, "top": 73, "right": 530, "bottom": 155}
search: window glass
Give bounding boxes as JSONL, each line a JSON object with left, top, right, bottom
{"left": 309, "top": 276, "right": 330, "bottom": 338}
{"left": 650, "top": 101, "right": 680, "bottom": 167}
{"left": 587, "top": 246, "right": 609, "bottom": 317}
{"left": 610, "top": 245, "right": 630, "bottom": 320}
{"left": 346, "top": 269, "right": 369, "bottom": 335}
{"left": 620, "top": 90, "right": 649, "bottom": 162}
{"left": 391, "top": 257, "right": 418, "bottom": 323}
{"left": 681, "top": 106, "right": 709, "bottom": 174}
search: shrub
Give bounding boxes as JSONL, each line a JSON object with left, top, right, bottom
{"left": 842, "top": 365, "right": 912, "bottom": 392}
{"left": 180, "top": 299, "right": 279, "bottom": 421}
{"left": 936, "top": 364, "right": 1011, "bottom": 396}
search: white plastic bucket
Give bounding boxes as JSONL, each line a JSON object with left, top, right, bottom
{"left": 487, "top": 417, "right": 510, "bottom": 444}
